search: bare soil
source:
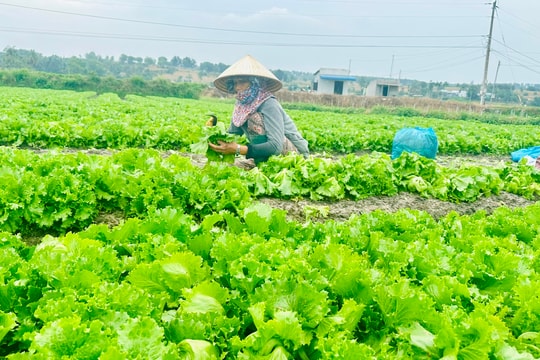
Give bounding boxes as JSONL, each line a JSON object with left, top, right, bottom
{"left": 258, "top": 191, "right": 536, "bottom": 223}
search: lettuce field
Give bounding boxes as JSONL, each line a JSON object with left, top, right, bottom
{"left": 0, "top": 87, "right": 539, "bottom": 359}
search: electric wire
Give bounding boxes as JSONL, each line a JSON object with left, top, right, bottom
{"left": 0, "top": 2, "right": 485, "bottom": 39}
{"left": 0, "top": 26, "right": 485, "bottom": 49}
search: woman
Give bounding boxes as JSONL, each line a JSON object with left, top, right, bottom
{"left": 208, "top": 55, "right": 309, "bottom": 168}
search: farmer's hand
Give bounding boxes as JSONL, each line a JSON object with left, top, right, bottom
{"left": 208, "top": 140, "right": 237, "bottom": 155}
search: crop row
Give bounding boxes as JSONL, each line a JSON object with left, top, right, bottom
{"left": 1, "top": 198, "right": 539, "bottom": 358}
{"left": 1, "top": 87, "right": 540, "bottom": 156}
{"left": 0, "top": 147, "right": 539, "bottom": 236}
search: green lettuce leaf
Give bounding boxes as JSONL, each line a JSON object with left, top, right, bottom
{"left": 178, "top": 339, "right": 220, "bottom": 360}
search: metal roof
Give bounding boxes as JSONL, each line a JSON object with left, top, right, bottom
{"left": 319, "top": 75, "right": 356, "bottom": 81}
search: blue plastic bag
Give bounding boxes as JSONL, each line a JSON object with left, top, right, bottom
{"left": 391, "top": 127, "right": 438, "bottom": 159}
{"left": 510, "top": 146, "right": 540, "bottom": 162}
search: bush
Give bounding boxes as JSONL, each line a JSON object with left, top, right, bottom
{"left": 0, "top": 69, "right": 206, "bottom": 99}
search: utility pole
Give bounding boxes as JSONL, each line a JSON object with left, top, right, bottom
{"left": 490, "top": 60, "right": 501, "bottom": 102}
{"left": 480, "top": 0, "right": 497, "bottom": 105}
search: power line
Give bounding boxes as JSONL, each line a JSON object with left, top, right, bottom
{"left": 0, "top": 2, "right": 485, "bottom": 39}
{"left": 5, "top": 1, "right": 532, "bottom": 83}
{"left": 491, "top": 49, "right": 540, "bottom": 76}
{"left": 495, "top": 59, "right": 540, "bottom": 78}
{"left": 284, "top": 0, "right": 486, "bottom": 4}
{"left": 0, "top": 26, "right": 485, "bottom": 49}
{"left": 401, "top": 55, "right": 485, "bottom": 78}
{"left": 494, "top": 42, "right": 540, "bottom": 66}
{"left": 62, "top": 0, "right": 488, "bottom": 18}
{"left": 497, "top": 7, "right": 540, "bottom": 41}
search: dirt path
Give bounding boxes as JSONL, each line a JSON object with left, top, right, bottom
{"left": 259, "top": 191, "right": 537, "bottom": 222}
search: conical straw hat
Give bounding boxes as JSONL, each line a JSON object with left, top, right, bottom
{"left": 213, "top": 55, "right": 283, "bottom": 93}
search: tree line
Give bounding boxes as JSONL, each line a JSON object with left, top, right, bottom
{"left": 1, "top": 46, "right": 539, "bottom": 105}
{"left": 0, "top": 68, "right": 206, "bottom": 99}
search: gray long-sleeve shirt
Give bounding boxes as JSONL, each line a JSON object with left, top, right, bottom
{"left": 228, "top": 97, "right": 309, "bottom": 163}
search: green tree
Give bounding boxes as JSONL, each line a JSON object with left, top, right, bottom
{"left": 181, "top": 57, "right": 196, "bottom": 68}
{"left": 65, "top": 57, "right": 85, "bottom": 74}
{"left": 157, "top": 56, "right": 168, "bottom": 67}
{"left": 1, "top": 47, "right": 24, "bottom": 68}
{"left": 170, "top": 56, "right": 182, "bottom": 66}
{"left": 199, "top": 61, "right": 216, "bottom": 73}
{"left": 273, "top": 69, "right": 289, "bottom": 82}
{"left": 37, "top": 55, "right": 65, "bottom": 73}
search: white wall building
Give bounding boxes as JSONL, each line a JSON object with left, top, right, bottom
{"left": 313, "top": 68, "right": 356, "bottom": 95}
{"left": 365, "top": 79, "right": 400, "bottom": 97}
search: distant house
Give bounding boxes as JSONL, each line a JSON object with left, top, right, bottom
{"left": 365, "top": 79, "right": 400, "bottom": 97}
{"left": 440, "top": 88, "right": 468, "bottom": 99}
{"left": 313, "top": 68, "right": 356, "bottom": 95}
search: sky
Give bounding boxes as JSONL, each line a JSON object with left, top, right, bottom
{"left": 1, "top": 0, "right": 540, "bottom": 85}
